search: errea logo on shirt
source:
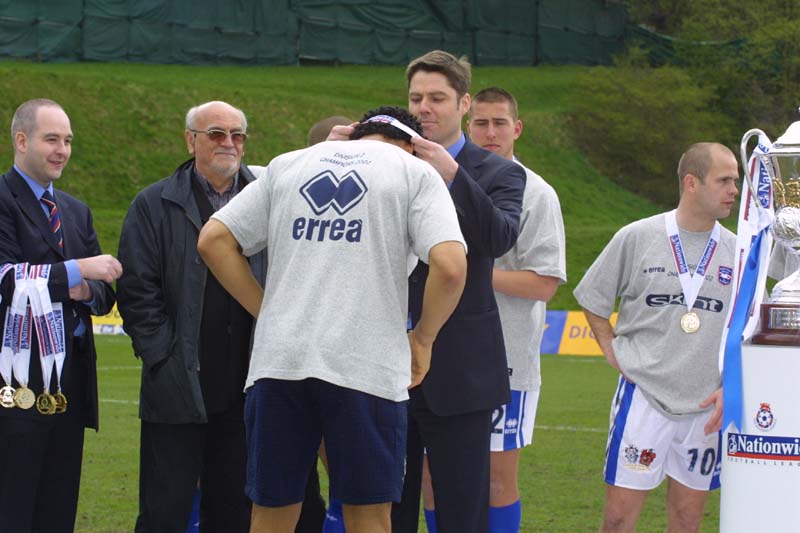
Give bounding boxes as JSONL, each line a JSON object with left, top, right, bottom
{"left": 294, "top": 170, "right": 366, "bottom": 242}
{"left": 301, "top": 170, "right": 367, "bottom": 215}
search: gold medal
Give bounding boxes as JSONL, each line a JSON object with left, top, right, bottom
{"left": 54, "top": 390, "right": 68, "bottom": 414}
{"left": 13, "top": 386, "right": 36, "bottom": 410}
{"left": 680, "top": 311, "right": 700, "bottom": 333}
{"left": 35, "top": 392, "right": 56, "bottom": 415}
{"left": 0, "top": 385, "right": 16, "bottom": 408}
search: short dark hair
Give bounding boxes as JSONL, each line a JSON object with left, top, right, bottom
{"left": 472, "top": 87, "right": 519, "bottom": 120}
{"left": 406, "top": 50, "right": 472, "bottom": 98}
{"left": 350, "top": 106, "right": 423, "bottom": 144}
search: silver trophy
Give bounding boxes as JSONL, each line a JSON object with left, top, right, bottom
{"left": 742, "top": 112, "right": 800, "bottom": 343}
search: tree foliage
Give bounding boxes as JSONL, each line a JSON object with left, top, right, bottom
{"left": 627, "top": 0, "right": 800, "bottom": 136}
{"left": 569, "top": 61, "right": 735, "bottom": 206}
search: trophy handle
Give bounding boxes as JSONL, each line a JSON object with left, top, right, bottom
{"left": 740, "top": 128, "right": 768, "bottom": 213}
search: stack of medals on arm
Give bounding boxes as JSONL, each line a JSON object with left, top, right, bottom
{"left": 0, "top": 262, "right": 67, "bottom": 414}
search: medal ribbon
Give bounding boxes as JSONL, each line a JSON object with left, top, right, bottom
{"left": 719, "top": 135, "right": 774, "bottom": 432}
{"left": 665, "top": 210, "right": 720, "bottom": 313}
{"left": 26, "top": 265, "right": 57, "bottom": 395}
{"left": 10, "top": 264, "right": 33, "bottom": 389}
{"left": 722, "top": 230, "right": 766, "bottom": 433}
{"left": 29, "top": 265, "right": 65, "bottom": 394}
{"left": 0, "top": 264, "right": 17, "bottom": 387}
{"left": 0, "top": 263, "right": 13, "bottom": 307}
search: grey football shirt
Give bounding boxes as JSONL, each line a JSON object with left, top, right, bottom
{"left": 574, "top": 212, "right": 735, "bottom": 418}
{"left": 495, "top": 163, "right": 566, "bottom": 391}
{"left": 214, "top": 140, "right": 465, "bottom": 402}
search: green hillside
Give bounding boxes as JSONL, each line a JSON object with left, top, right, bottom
{"left": 0, "top": 61, "right": 660, "bottom": 309}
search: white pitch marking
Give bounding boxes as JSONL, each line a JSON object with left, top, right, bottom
{"left": 97, "top": 366, "right": 141, "bottom": 371}
{"left": 99, "top": 398, "right": 139, "bottom": 405}
{"left": 536, "top": 424, "right": 605, "bottom": 433}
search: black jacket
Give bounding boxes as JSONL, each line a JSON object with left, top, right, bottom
{"left": 117, "top": 159, "right": 267, "bottom": 423}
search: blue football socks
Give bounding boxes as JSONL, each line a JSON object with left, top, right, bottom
{"left": 489, "top": 500, "right": 522, "bottom": 533}
{"left": 424, "top": 508, "right": 438, "bottom": 533}
{"left": 322, "top": 498, "right": 345, "bottom": 533}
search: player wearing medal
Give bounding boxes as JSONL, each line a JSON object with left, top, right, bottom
{"left": 197, "top": 106, "right": 467, "bottom": 533}
{"left": 574, "top": 142, "right": 739, "bottom": 532}
{"left": 0, "top": 99, "right": 121, "bottom": 533}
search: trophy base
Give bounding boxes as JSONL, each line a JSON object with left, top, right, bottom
{"left": 750, "top": 303, "right": 800, "bottom": 346}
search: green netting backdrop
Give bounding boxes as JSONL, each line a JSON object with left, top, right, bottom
{"left": 0, "top": 0, "right": 627, "bottom": 66}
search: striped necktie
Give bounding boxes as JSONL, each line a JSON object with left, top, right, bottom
{"left": 40, "top": 190, "right": 63, "bottom": 251}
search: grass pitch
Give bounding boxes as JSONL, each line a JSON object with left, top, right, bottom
{"left": 76, "top": 336, "right": 720, "bottom": 532}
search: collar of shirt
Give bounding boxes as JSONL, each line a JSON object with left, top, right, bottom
{"left": 14, "top": 164, "right": 54, "bottom": 202}
{"left": 193, "top": 169, "right": 238, "bottom": 197}
{"left": 14, "top": 166, "right": 88, "bottom": 332}
{"left": 446, "top": 132, "right": 466, "bottom": 159}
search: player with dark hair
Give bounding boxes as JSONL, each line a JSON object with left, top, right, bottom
{"left": 350, "top": 106, "right": 424, "bottom": 143}
{"left": 197, "top": 105, "right": 467, "bottom": 533}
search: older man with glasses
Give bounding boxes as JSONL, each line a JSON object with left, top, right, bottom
{"left": 117, "top": 101, "right": 271, "bottom": 533}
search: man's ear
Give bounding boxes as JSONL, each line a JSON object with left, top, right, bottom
{"left": 185, "top": 129, "right": 195, "bottom": 155}
{"left": 14, "top": 131, "right": 27, "bottom": 154}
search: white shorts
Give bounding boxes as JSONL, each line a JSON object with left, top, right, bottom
{"left": 490, "top": 389, "right": 539, "bottom": 452}
{"left": 604, "top": 376, "right": 721, "bottom": 491}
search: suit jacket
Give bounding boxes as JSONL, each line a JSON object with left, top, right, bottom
{"left": 408, "top": 139, "right": 526, "bottom": 416}
{"left": 0, "top": 168, "right": 115, "bottom": 430}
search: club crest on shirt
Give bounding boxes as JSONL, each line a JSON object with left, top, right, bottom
{"left": 718, "top": 265, "right": 732, "bottom": 285}
{"left": 755, "top": 402, "right": 776, "bottom": 431}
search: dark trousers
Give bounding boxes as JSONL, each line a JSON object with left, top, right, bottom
{"left": 136, "top": 407, "right": 327, "bottom": 533}
{"left": 0, "top": 415, "right": 85, "bottom": 533}
{"left": 392, "top": 393, "right": 492, "bottom": 533}
{"left": 135, "top": 406, "right": 251, "bottom": 533}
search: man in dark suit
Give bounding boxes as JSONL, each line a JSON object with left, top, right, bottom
{"left": 395, "top": 50, "right": 527, "bottom": 533}
{"left": 0, "top": 98, "right": 120, "bottom": 533}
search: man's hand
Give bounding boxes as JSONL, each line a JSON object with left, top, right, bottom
{"left": 408, "top": 328, "right": 434, "bottom": 389}
{"left": 76, "top": 254, "right": 123, "bottom": 283}
{"left": 411, "top": 137, "right": 459, "bottom": 184}
{"left": 700, "top": 387, "right": 723, "bottom": 435}
{"left": 68, "top": 279, "right": 93, "bottom": 301}
{"left": 326, "top": 123, "right": 357, "bottom": 142}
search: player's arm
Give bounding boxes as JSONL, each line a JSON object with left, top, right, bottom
{"left": 583, "top": 308, "right": 622, "bottom": 373}
{"left": 699, "top": 387, "right": 723, "bottom": 435}
{"left": 197, "top": 219, "right": 264, "bottom": 318}
{"left": 493, "top": 269, "right": 560, "bottom": 301}
{"left": 409, "top": 240, "right": 467, "bottom": 388}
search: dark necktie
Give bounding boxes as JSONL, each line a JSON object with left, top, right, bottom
{"left": 40, "top": 190, "right": 63, "bottom": 251}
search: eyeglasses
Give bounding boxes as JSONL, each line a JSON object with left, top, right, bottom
{"left": 188, "top": 128, "right": 247, "bottom": 144}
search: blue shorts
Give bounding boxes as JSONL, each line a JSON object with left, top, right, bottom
{"left": 244, "top": 377, "right": 407, "bottom": 507}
